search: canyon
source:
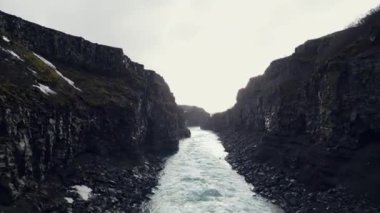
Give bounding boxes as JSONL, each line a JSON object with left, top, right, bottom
{"left": 1, "top": 6, "right": 380, "bottom": 213}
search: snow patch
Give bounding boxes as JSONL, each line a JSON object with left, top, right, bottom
{"left": 64, "top": 197, "right": 74, "bottom": 204}
{"left": 33, "top": 52, "right": 56, "bottom": 69}
{"left": 0, "top": 47, "right": 24, "bottom": 62}
{"left": 33, "top": 83, "right": 57, "bottom": 95}
{"left": 71, "top": 185, "right": 92, "bottom": 201}
{"left": 33, "top": 53, "right": 81, "bottom": 91}
{"left": 55, "top": 69, "right": 82, "bottom": 91}
{"left": 27, "top": 68, "right": 37, "bottom": 75}
{"left": 2, "top": 36, "right": 10, "bottom": 42}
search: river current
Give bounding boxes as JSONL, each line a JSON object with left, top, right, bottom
{"left": 142, "top": 127, "right": 282, "bottom": 213}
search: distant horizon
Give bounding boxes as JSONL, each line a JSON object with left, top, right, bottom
{"left": 0, "top": 0, "right": 378, "bottom": 113}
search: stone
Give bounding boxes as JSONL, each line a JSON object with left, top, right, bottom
{"left": 203, "top": 8, "right": 380, "bottom": 213}
{"left": 0, "top": 9, "right": 189, "bottom": 212}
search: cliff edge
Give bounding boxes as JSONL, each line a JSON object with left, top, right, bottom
{"left": 0, "top": 10, "right": 189, "bottom": 212}
{"left": 204, "top": 7, "right": 380, "bottom": 213}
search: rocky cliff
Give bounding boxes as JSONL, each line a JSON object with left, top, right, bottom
{"left": 0, "top": 10, "right": 189, "bottom": 212}
{"left": 204, "top": 8, "right": 380, "bottom": 213}
{"left": 179, "top": 105, "right": 210, "bottom": 127}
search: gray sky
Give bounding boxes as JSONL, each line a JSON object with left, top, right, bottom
{"left": 0, "top": 0, "right": 378, "bottom": 113}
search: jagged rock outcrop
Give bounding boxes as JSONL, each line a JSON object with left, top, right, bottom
{"left": 179, "top": 105, "right": 210, "bottom": 127}
{"left": 0, "top": 10, "right": 189, "bottom": 212}
{"left": 204, "top": 8, "right": 380, "bottom": 213}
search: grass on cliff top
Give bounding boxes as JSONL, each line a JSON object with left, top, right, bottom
{"left": 0, "top": 39, "right": 79, "bottom": 105}
{"left": 0, "top": 37, "right": 149, "bottom": 110}
{"left": 11, "top": 43, "right": 62, "bottom": 85}
{"left": 53, "top": 65, "right": 141, "bottom": 109}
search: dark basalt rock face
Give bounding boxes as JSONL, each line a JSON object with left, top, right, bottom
{"left": 179, "top": 105, "right": 210, "bottom": 127}
{"left": 0, "top": 10, "right": 189, "bottom": 212}
{"left": 204, "top": 9, "right": 380, "bottom": 213}
{"left": 0, "top": 11, "right": 127, "bottom": 76}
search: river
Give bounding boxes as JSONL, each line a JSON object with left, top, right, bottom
{"left": 142, "top": 127, "right": 282, "bottom": 213}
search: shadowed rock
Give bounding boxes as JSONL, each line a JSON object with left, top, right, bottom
{"left": 0, "top": 10, "right": 189, "bottom": 212}
{"left": 204, "top": 7, "right": 380, "bottom": 213}
{"left": 179, "top": 105, "right": 210, "bottom": 127}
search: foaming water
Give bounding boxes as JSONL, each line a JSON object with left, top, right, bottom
{"left": 142, "top": 127, "right": 282, "bottom": 213}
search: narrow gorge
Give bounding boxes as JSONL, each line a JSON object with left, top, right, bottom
{"left": 1, "top": 5, "right": 380, "bottom": 213}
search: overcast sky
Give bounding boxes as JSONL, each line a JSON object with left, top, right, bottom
{"left": 0, "top": 0, "right": 378, "bottom": 113}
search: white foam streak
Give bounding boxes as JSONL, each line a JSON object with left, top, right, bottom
{"left": 143, "top": 127, "right": 282, "bottom": 213}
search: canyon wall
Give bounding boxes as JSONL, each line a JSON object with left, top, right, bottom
{"left": 204, "top": 10, "right": 380, "bottom": 212}
{"left": 0, "top": 10, "right": 189, "bottom": 211}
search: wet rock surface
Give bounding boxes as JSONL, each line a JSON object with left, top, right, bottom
{"left": 204, "top": 9, "right": 380, "bottom": 213}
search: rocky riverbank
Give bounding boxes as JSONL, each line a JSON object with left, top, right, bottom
{"left": 1, "top": 153, "right": 165, "bottom": 212}
{"left": 215, "top": 129, "right": 379, "bottom": 213}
